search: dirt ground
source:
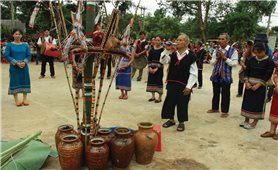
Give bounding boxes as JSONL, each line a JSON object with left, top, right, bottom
{"left": 1, "top": 61, "right": 278, "bottom": 170}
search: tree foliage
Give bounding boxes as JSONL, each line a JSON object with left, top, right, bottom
{"left": 1, "top": 0, "right": 277, "bottom": 44}
{"left": 159, "top": 0, "right": 233, "bottom": 42}
{"left": 159, "top": 0, "right": 277, "bottom": 42}
{"left": 219, "top": 0, "right": 277, "bottom": 41}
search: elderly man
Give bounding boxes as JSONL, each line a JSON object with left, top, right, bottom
{"left": 207, "top": 33, "right": 238, "bottom": 118}
{"left": 160, "top": 33, "right": 198, "bottom": 132}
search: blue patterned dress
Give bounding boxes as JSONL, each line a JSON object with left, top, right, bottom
{"left": 4, "top": 42, "right": 32, "bottom": 95}
{"left": 116, "top": 47, "right": 132, "bottom": 91}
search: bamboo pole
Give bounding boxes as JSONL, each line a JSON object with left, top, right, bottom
{"left": 92, "top": 55, "right": 109, "bottom": 136}
{"left": 97, "top": 56, "right": 121, "bottom": 133}
{"left": 96, "top": 1, "right": 141, "bottom": 128}
{"left": 58, "top": 1, "right": 68, "bottom": 37}
{"left": 49, "top": 0, "right": 81, "bottom": 132}
{"left": 90, "top": 56, "right": 100, "bottom": 137}
{"left": 49, "top": 1, "right": 62, "bottom": 45}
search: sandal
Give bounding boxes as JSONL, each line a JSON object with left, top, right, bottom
{"left": 220, "top": 113, "right": 229, "bottom": 118}
{"left": 239, "top": 122, "right": 249, "bottom": 127}
{"left": 162, "top": 120, "right": 176, "bottom": 128}
{"left": 207, "top": 109, "right": 219, "bottom": 113}
{"left": 243, "top": 124, "right": 255, "bottom": 129}
{"left": 177, "top": 123, "right": 185, "bottom": 132}
{"left": 16, "top": 103, "right": 22, "bottom": 107}
{"left": 22, "top": 102, "right": 29, "bottom": 106}
{"left": 260, "top": 131, "right": 274, "bottom": 138}
{"left": 122, "top": 95, "right": 128, "bottom": 100}
{"left": 148, "top": 98, "right": 155, "bottom": 102}
{"left": 155, "top": 99, "right": 162, "bottom": 103}
{"left": 118, "top": 95, "right": 124, "bottom": 99}
{"left": 272, "top": 134, "right": 278, "bottom": 140}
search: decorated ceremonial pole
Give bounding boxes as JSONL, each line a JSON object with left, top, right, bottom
{"left": 81, "top": 0, "right": 98, "bottom": 147}
{"left": 85, "top": 1, "right": 98, "bottom": 40}
{"left": 96, "top": 0, "right": 141, "bottom": 132}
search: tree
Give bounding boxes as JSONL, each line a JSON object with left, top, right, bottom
{"left": 219, "top": 0, "right": 277, "bottom": 41}
{"left": 159, "top": 0, "right": 232, "bottom": 42}
{"left": 143, "top": 9, "right": 183, "bottom": 39}
{"left": 272, "top": 26, "right": 278, "bottom": 33}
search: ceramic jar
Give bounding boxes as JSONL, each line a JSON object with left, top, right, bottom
{"left": 55, "top": 124, "right": 76, "bottom": 149}
{"left": 86, "top": 137, "right": 109, "bottom": 170}
{"left": 134, "top": 122, "right": 158, "bottom": 165}
{"left": 110, "top": 127, "right": 135, "bottom": 169}
{"left": 58, "top": 134, "right": 83, "bottom": 170}
{"left": 97, "top": 128, "right": 113, "bottom": 145}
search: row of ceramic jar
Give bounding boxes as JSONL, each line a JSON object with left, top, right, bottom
{"left": 55, "top": 122, "right": 158, "bottom": 170}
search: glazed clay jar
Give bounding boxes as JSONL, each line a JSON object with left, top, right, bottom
{"left": 55, "top": 124, "right": 76, "bottom": 149}
{"left": 134, "top": 122, "right": 158, "bottom": 165}
{"left": 97, "top": 128, "right": 113, "bottom": 145}
{"left": 58, "top": 134, "right": 83, "bottom": 170}
{"left": 110, "top": 127, "right": 135, "bottom": 169}
{"left": 86, "top": 137, "right": 109, "bottom": 170}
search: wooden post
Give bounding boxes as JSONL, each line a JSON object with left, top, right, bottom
{"left": 49, "top": 1, "right": 62, "bottom": 45}
{"left": 11, "top": 1, "right": 14, "bottom": 30}
{"left": 82, "top": 0, "right": 98, "bottom": 140}
{"left": 58, "top": 1, "right": 68, "bottom": 37}
{"left": 266, "top": 14, "right": 271, "bottom": 36}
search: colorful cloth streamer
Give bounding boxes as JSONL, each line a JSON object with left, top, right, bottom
{"left": 29, "top": 0, "right": 42, "bottom": 28}
{"left": 62, "top": 0, "right": 87, "bottom": 61}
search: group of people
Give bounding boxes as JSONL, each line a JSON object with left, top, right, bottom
{"left": 2, "top": 28, "right": 58, "bottom": 107}
{"left": 114, "top": 31, "right": 278, "bottom": 136}
{"left": 3, "top": 28, "right": 278, "bottom": 139}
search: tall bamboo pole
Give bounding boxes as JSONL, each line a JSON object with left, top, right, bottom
{"left": 49, "top": 0, "right": 81, "bottom": 132}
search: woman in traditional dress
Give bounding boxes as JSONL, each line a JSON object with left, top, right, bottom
{"left": 4, "top": 29, "right": 32, "bottom": 106}
{"left": 146, "top": 36, "right": 164, "bottom": 103}
{"left": 261, "top": 68, "right": 278, "bottom": 140}
{"left": 240, "top": 42, "right": 275, "bottom": 129}
{"left": 116, "top": 43, "right": 133, "bottom": 100}
{"left": 70, "top": 48, "right": 83, "bottom": 97}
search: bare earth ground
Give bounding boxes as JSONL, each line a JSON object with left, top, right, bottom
{"left": 1, "top": 61, "right": 278, "bottom": 170}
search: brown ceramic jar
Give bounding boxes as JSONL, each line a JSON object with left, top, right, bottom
{"left": 86, "top": 137, "right": 109, "bottom": 170}
{"left": 55, "top": 124, "right": 76, "bottom": 149}
{"left": 97, "top": 128, "right": 113, "bottom": 145}
{"left": 110, "top": 127, "right": 135, "bottom": 169}
{"left": 58, "top": 134, "right": 83, "bottom": 170}
{"left": 134, "top": 122, "right": 158, "bottom": 165}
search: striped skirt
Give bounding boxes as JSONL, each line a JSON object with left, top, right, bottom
{"left": 116, "top": 58, "right": 132, "bottom": 91}
{"left": 241, "top": 85, "right": 267, "bottom": 120}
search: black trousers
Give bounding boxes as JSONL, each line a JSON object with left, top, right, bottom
{"left": 100, "top": 57, "right": 111, "bottom": 77}
{"left": 40, "top": 54, "right": 55, "bottom": 76}
{"left": 212, "top": 82, "right": 231, "bottom": 113}
{"left": 161, "top": 83, "right": 190, "bottom": 122}
{"left": 132, "top": 68, "right": 143, "bottom": 81}
{"left": 237, "top": 81, "right": 244, "bottom": 95}
{"left": 198, "top": 69, "right": 203, "bottom": 87}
